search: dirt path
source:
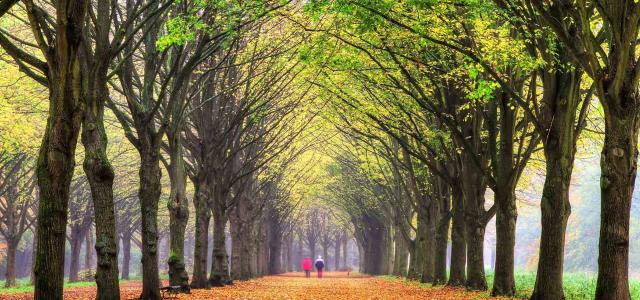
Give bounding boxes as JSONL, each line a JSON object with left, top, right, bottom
{"left": 0, "top": 272, "right": 489, "bottom": 299}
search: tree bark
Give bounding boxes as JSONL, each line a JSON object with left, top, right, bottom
{"left": 138, "top": 147, "right": 162, "bottom": 299}
{"left": 595, "top": 97, "right": 639, "bottom": 300}
{"left": 461, "top": 169, "right": 489, "bottom": 291}
{"left": 121, "top": 234, "right": 131, "bottom": 280}
{"left": 492, "top": 188, "right": 517, "bottom": 297}
{"left": 407, "top": 241, "right": 418, "bottom": 279}
{"left": 167, "top": 128, "right": 189, "bottom": 288}
{"left": 68, "top": 227, "right": 84, "bottom": 282}
{"left": 230, "top": 195, "right": 255, "bottom": 280}
{"left": 230, "top": 218, "right": 254, "bottom": 280}
{"left": 392, "top": 227, "right": 407, "bottom": 276}
{"left": 4, "top": 241, "right": 17, "bottom": 287}
{"left": 268, "top": 231, "right": 282, "bottom": 275}
{"left": 334, "top": 236, "right": 342, "bottom": 271}
{"left": 297, "top": 239, "right": 304, "bottom": 271}
{"left": 530, "top": 61, "right": 581, "bottom": 300}
{"left": 209, "top": 205, "right": 230, "bottom": 286}
{"left": 419, "top": 209, "right": 435, "bottom": 283}
{"left": 490, "top": 95, "right": 518, "bottom": 297}
{"left": 322, "top": 245, "right": 329, "bottom": 272}
{"left": 342, "top": 237, "right": 347, "bottom": 269}
{"left": 81, "top": 69, "right": 120, "bottom": 298}
{"left": 434, "top": 186, "right": 451, "bottom": 285}
{"left": 33, "top": 46, "right": 85, "bottom": 300}
{"left": 191, "top": 176, "right": 211, "bottom": 288}
{"left": 448, "top": 183, "right": 466, "bottom": 286}
{"left": 85, "top": 229, "right": 93, "bottom": 274}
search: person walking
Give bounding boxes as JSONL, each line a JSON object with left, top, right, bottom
{"left": 302, "top": 257, "right": 313, "bottom": 278}
{"left": 315, "top": 256, "right": 325, "bottom": 279}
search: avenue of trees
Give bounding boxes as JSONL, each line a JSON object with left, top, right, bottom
{"left": 0, "top": 1, "right": 639, "bottom": 300}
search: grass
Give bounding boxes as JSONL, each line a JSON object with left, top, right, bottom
{"left": 0, "top": 274, "right": 169, "bottom": 295}
{"left": 380, "top": 271, "right": 640, "bottom": 299}
{"left": 0, "top": 278, "right": 96, "bottom": 294}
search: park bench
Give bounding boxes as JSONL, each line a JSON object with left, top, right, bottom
{"left": 159, "top": 285, "right": 190, "bottom": 299}
{"left": 337, "top": 267, "right": 353, "bottom": 276}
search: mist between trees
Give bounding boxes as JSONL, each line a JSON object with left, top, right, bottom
{"left": 1, "top": 1, "right": 640, "bottom": 300}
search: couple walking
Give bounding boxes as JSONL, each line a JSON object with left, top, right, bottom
{"left": 301, "top": 256, "right": 325, "bottom": 278}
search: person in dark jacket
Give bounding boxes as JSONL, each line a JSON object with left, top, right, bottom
{"left": 315, "top": 256, "right": 325, "bottom": 279}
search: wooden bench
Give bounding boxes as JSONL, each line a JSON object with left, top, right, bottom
{"left": 160, "top": 285, "right": 190, "bottom": 299}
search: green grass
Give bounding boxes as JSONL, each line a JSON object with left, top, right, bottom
{"left": 0, "top": 279, "right": 96, "bottom": 294}
{"left": 381, "top": 271, "right": 640, "bottom": 299}
{"left": 0, "top": 274, "right": 169, "bottom": 295}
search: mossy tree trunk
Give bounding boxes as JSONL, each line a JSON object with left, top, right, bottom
{"left": 191, "top": 175, "right": 211, "bottom": 288}
{"left": 167, "top": 125, "right": 189, "bottom": 287}
{"left": 137, "top": 140, "right": 162, "bottom": 299}
{"left": 80, "top": 38, "right": 120, "bottom": 298}
{"left": 32, "top": 1, "right": 88, "bottom": 298}
{"left": 209, "top": 201, "right": 230, "bottom": 286}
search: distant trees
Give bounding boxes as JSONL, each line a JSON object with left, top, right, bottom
{"left": 0, "top": 152, "right": 36, "bottom": 287}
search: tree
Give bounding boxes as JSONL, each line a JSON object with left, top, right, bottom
{"left": 530, "top": 2, "right": 640, "bottom": 299}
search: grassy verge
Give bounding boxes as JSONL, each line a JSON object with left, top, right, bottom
{"left": 379, "top": 271, "right": 640, "bottom": 299}
{"left": 0, "top": 279, "right": 96, "bottom": 294}
{"left": 0, "top": 274, "right": 169, "bottom": 295}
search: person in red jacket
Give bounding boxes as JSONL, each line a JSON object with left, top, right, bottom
{"left": 301, "top": 257, "right": 313, "bottom": 278}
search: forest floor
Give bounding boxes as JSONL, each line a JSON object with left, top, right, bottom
{"left": 0, "top": 272, "right": 512, "bottom": 299}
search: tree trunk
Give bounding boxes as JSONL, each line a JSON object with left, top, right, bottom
{"left": 33, "top": 69, "right": 84, "bottom": 300}
{"left": 462, "top": 169, "right": 489, "bottom": 291}
{"left": 85, "top": 229, "right": 93, "bottom": 274}
{"left": 138, "top": 148, "right": 162, "bottom": 299}
{"left": 491, "top": 188, "right": 517, "bottom": 297}
{"left": 4, "top": 240, "right": 17, "bottom": 287}
{"left": 419, "top": 209, "right": 435, "bottom": 283}
{"left": 81, "top": 81, "right": 120, "bottom": 297}
{"left": 361, "top": 217, "right": 386, "bottom": 275}
{"left": 324, "top": 245, "right": 330, "bottom": 271}
{"left": 191, "top": 177, "right": 211, "bottom": 288}
{"left": 393, "top": 230, "right": 408, "bottom": 276}
{"left": 268, "top": 233, "right": 282, "bottom": 275}
{"left": 448, "top": 184, "right": 466, "bottom": 286}
{"left": 490, "top": 93, "right": 519, "bottom": 297}
{"left": 310, "top": 243, "right": 316, "bottom": 263}
{"left": 230, "top": 196, "right": 255, "bottom": 280}
{"left": 595, "top": 99, "right": 639, "bottom": 300}
{"left": 121, "top": 234, "right": 131, "bottom": 280}
{"left": 335, "top": 237, "right": 342, "bottom": 271}
{"left": 407, "top": 241, "right": 418, "bottom": 279}
{"left": 167, "top": 129, "right": 189, "bottom": 288}
{"left": 530, "top": 152, "right": 572, "bottom": 300}
{"left": 69, "top": 227, "right": 84, "bottom": 282}
{"left": 209, "top": 206, "right": 230, "bottom": 286}
{"left": 230, "top": 217, "right": 254, "bottom": 280}
{"left": 30, "top": 228, "right": 36, "bottom": 285}
{"left": 465, "top": 218, "right": 487, "bottom": 290}
{"left": 434, "top": 190, "right": 451, "bottom": 285}
{"left": 342, "top": 237, "right": 347, "bottom": 269}
{"left": 32, "top": 2, "right": 88, "bottom": 299}
{"left": 297, "top": 239, "right": 303, "bottom": 271}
